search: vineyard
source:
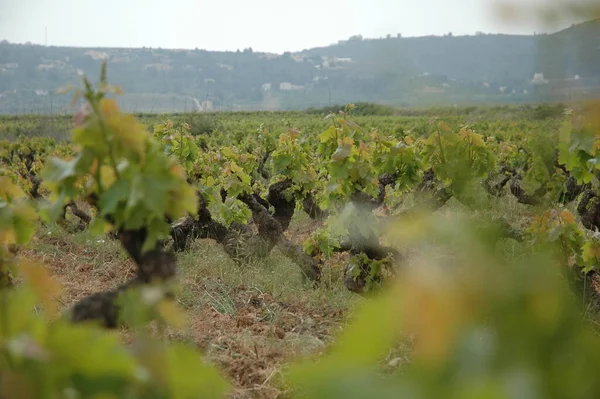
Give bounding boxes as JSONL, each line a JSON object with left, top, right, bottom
{"left": 3, "top": 64, "right": 600, "bottom": 398}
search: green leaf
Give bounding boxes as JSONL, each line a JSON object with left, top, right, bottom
{"left": 74, "top": 148, "right": 97, "bottom": 175}
{"left": 89, "top": 217, "right": 110, "bottom": 236}
{"left": 205, "top": 176, "right": 215, "bottom": 187}
{"left": 47, "top": 322, "right": 139, "bottom": 378}
{"left": 221, "top": 147, "right": 236, "bottom": 159}
{"left": 99, "top": 178, "right": 130, "bottom": 217}
{"left": 141, "top": 175, "right": 176, "bottom": 216}
{"left": 71, "top": 125, "right": 108, "bottom": 156}
{"left": 13, "top": 211, "right": 36, "bottom": 244}
{"left": 331, "top": 145, "right": 352, "bottom": 161}
{"left": 547, "top": 225, "right": 564, "bottom": 242}
{"left": 41, "top": 157, "right": 77, "bottom": 183}
{"left": 166, "top": 344, "right": 231, "bottom": 398}
{"left": 141, "top": 220, "right": 163, "bottom": 253}
{"left": 570, "top": 128, "right": 596, "bottom": 154}
{"left": 318, "top": 126, "right": 337, "bottom": 143}
{"left": 123, "top": 206, "right": 148, "bottom": 230}
{"left": 40, "top": 190, "right": 69, "bottom": 224}
{"left": 273, "top": 153, "right": 293, "bottom": 170}
{"left": 127, "top": 175, "right": 145, "bottom": 211}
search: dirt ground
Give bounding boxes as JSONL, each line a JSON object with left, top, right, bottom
{"left": 19, "top": 214, "right": 361, "bottom": 398}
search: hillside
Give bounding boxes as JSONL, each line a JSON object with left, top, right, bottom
{"left": 1, "top": 19, "right": 599, "bottom": 113}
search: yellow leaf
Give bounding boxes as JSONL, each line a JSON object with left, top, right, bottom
{"left": 99, "top": 165, "right": 116, "bottom": 189}
{"left": 288, "top": 128, "right": 300, "bottom": 140}
{"left": 403, "top": 272, "right": 463, "bottom": 365}
{"left": 170, "top": 164, "right": 186, "bottom": 180}
{"left": 229, "top": 162, "right": 243, "bottom": 175}
{"left": 20, "top": 261, "right": 63, "bottom": 318}
{"left": 470, "top": 133, "right": 485, "bottom": 146}
{"left": 179, "top": 184, "right": 198, "bottom": 216}
{"left": 158, "top": 299, "right": 187, "bottom": 329}
{"left": 583, "top": 245, "right": 595, "bottom": 262}
{"left": 0, "top": 177, "right": 26, "bottom": 199}
{"left": 112, "top": 117, "right": 148, "bottom": 158}
{"left": 439, "top": 122, "right": 451, "bottom": 132}
{"left": 0, "top": 229, "right": 17, "bottom": 245}
{"left": 89, "top": 158, "right": 99, "bottom": 175}
{"left": 341, "top": 136, "right": 354, "bottom": 146}
{"left": 404, "top": 136, "right": 414, "bottom": 145}
{"left": 99, "top": 98, "right": 120, "bottom": 119}
{"left": 559, "top": 209, "right": 576, "bottom": 224}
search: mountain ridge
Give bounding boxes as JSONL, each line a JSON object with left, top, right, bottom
{"left": 1, "top": 18, "right": 599, "bottom": 114}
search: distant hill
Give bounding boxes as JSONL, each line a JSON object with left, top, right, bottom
{"left": 1, "top": 19, "right": 599, "bottom": 114}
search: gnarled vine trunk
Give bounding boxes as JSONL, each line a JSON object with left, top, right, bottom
{"left": 238, "top": 193, "right": 321, "bottom": 282}
{"left": 71, "top": 228, "right": 177, "bottom": 328}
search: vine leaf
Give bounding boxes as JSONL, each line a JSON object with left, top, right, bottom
{"left": 19, "top": 261, "right": 63, "bottom": 318}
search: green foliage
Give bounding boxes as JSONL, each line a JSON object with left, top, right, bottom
{"left": 558, "top": 109, "right": 600, "bottom": 184}
{"left": 532, "top": 102, "right": 567, "bottom": 120}
{"left": 219, "top": 146, "right": 257, "bottom": 198}
{"left": 0, "top": 176, "right": 38, "bottom": 287}
{"left": 370, "top": 132, "right": 420, "bottom": 192}
{"left": 306, "top": 103, "right": 396, "bottom": 116}
{"left": 40, "top": 69, "right": 198, "bottom": 252}
{"left": 421, "top": 121, "right": 495, "bottom": 193}
{"left": 0, "top": 176, "right": 37, "bottom": 247}
{"left": 553, "top": 102, "right": 600, "bottom": 274}
{"left": 271, "top": 128, "right": 318, "bottom": 194}
{"left": 218, "top": 197, "right": 252, "bottom": 227}
{"left": 527, "top": 208, "right": 584, "bottom": 265}
{"left": 316, "top": 107, "right": 381, "bottom": 208}
{"left": 287, "top": 213, "right": 600, "bottom": 398}
{"left": 303, "top": 228, "right": 341, "bottom": 260}
{"left": 0, "top": 280, "right": 230, "bottom": 398}
{"left": 153, "top": 120, "right": 201, "bottom": 173}
{"left": 186, "top": 113, "right": 221, "bottom": 136}
{"left": 1, "top": 66, "right": 230, "bottom": 398}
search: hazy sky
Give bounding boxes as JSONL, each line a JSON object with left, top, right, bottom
{"left": 0, "top": 0, "right": 592, "bottom": 53}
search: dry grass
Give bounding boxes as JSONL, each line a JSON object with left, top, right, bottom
{"left": 19, "top": 215, "right": 361, "bottom": 399}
